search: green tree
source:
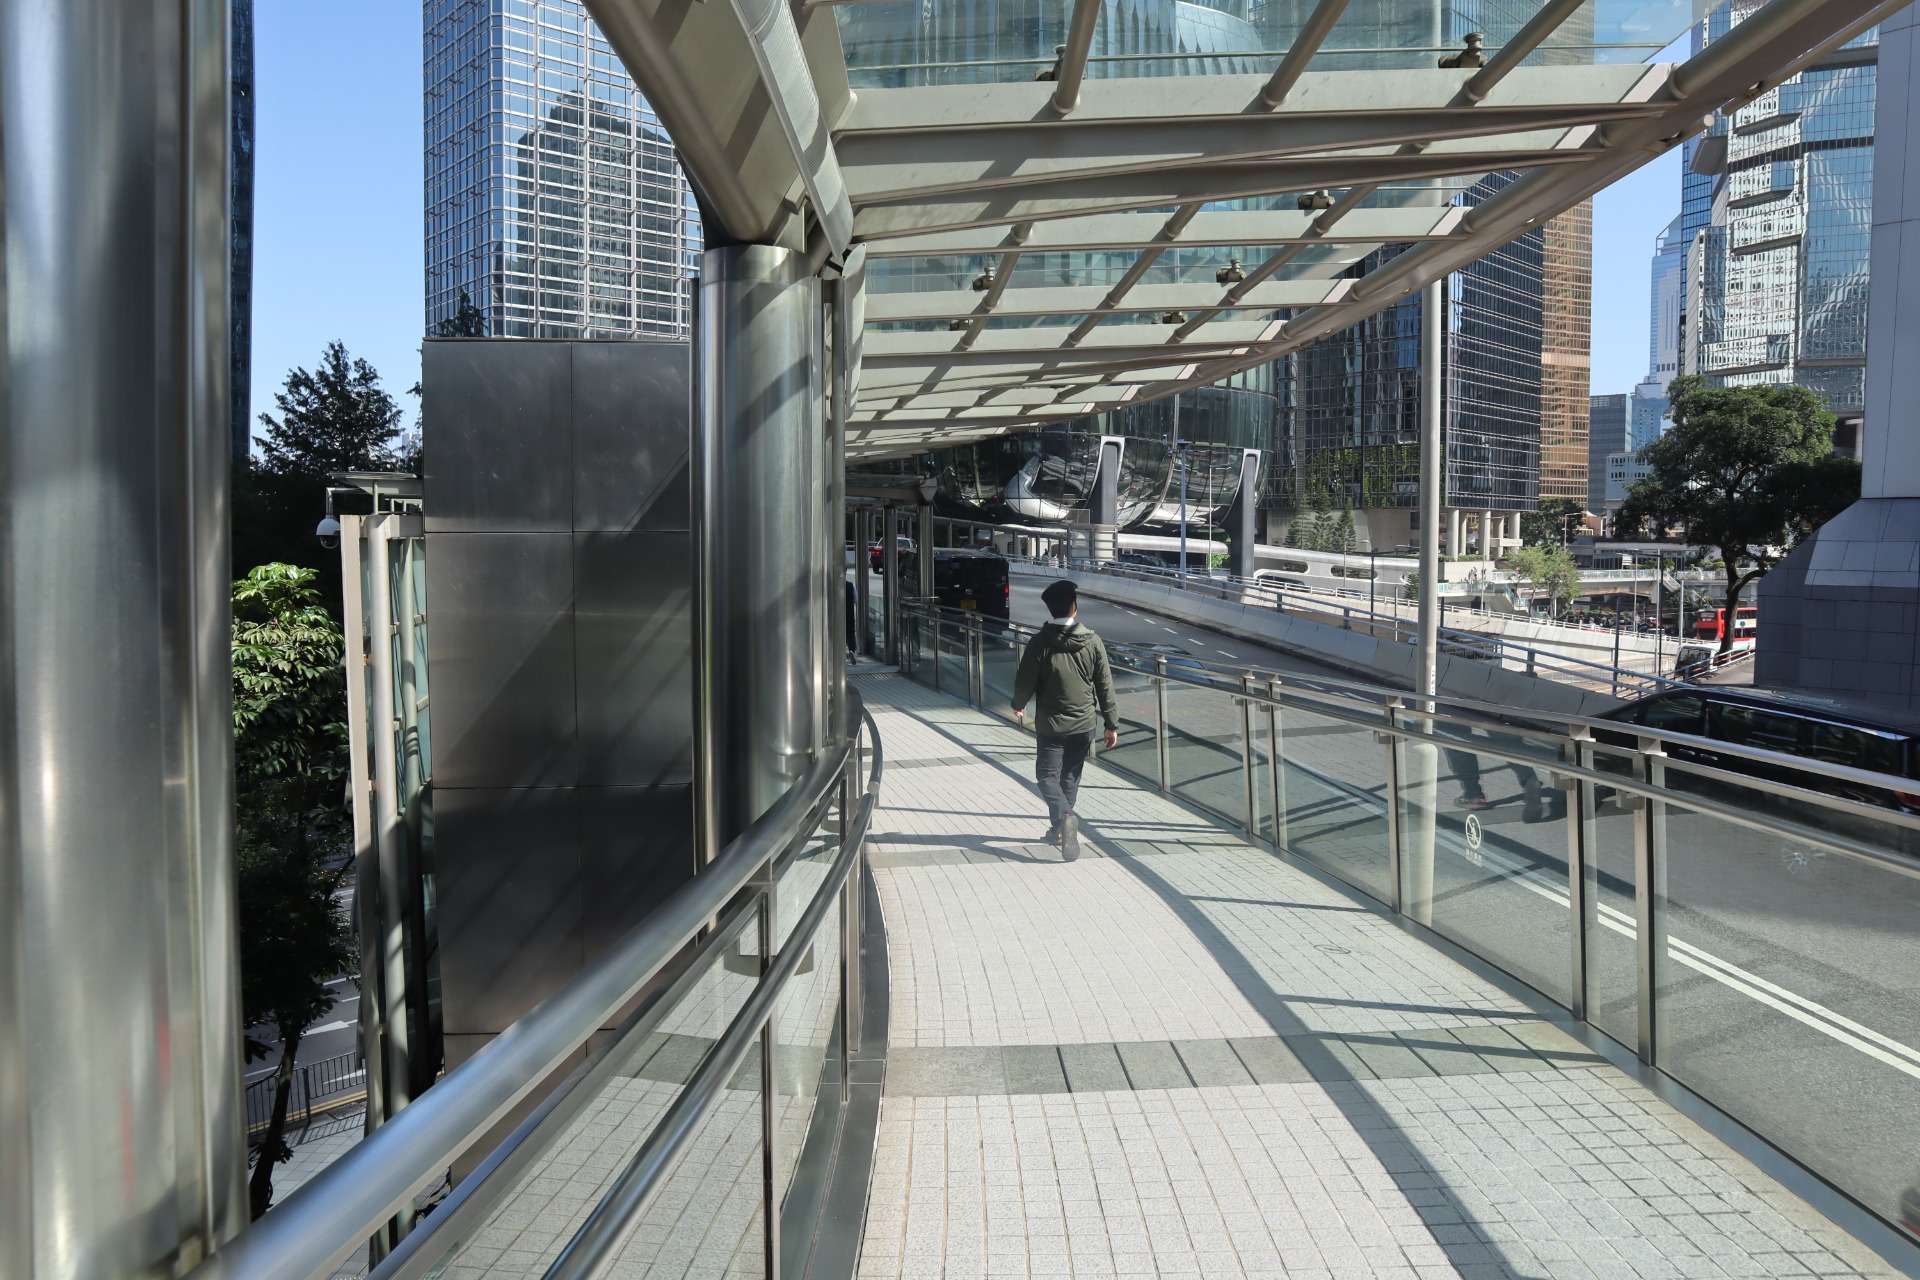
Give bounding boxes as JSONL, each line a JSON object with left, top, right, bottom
{"left": 232, "top": 563, "right": 356, "bottom": 1218}
{"left": 1521, "top": 497, "right": 1583, "bottom": 548}
{"left": 236, "top": 342, "right": 410, "bottom": 615}
{"left": 1615, "top": 375, "right": 1859, "bottom": 652}
{"left": 1330, "top": 504, "right": 1357, "bottom": 555}
{"left": 1507, "top": 544, "right": 1580, "bottom": 619}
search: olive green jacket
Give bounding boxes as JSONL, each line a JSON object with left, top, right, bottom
{"left": 1012, "top": 621, "right": 1118, "bottom": 737}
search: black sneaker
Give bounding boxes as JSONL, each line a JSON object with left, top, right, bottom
{"left": 1045, "top": 822, "right": 1062, "bottom": 846}
{"left": 1061, "top": 814, "right": 1080, "bottom": 862}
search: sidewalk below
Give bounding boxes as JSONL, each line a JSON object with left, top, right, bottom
{"left": 852, "top": 673, "right": 1899, "bottom": 1280}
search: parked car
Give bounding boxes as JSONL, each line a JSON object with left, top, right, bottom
{"left": 900, "top": 549, "right": 1009, "bottom": 621}
{"left": 868, "top": 535, "right": 916, "bottom": 574}
{"left": 1597, "top": 686, "right": 1920, "bottom": 817}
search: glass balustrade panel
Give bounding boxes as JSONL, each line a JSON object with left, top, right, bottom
{"left": 1273, "top": 693, "right": 1393, "bottom": 903}
{"left": 1653, "top": 789, "right": 1920, "bottom": 1240}
{"left": 423, "top": 905, "right": 765, "bottom": 1279}
{"left": 1162, "top": 677, "right": 1246, "bottom": 828}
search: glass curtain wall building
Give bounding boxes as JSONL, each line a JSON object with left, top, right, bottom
{"left": 1588, "top": 392, "right": 1630, "bottom": 515}
{"left": 1539, "top": 201, "right": 1593, "bottom": 507}
{"left": 1681, "top": 2, "right": 1876, "bottom": 448}
{"left": 423, "top": 0, "right": 701, "bottom": 339}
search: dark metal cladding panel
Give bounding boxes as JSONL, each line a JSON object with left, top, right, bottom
{"left": 571, "top": 341, "right": 691, "bottom": 533}
{"left": 423, "top": 339, "right": 574, "bottom": 533}
{"left": 574, "top": 529, "right": 693, "bottom": 787}
{"left": 577, "top": 784, "right": 696, "bottom": 965}
{"left": 433, "top": 786, "right": 584, "bottom": 1035}
{"left": 425, "top": 532, "right": 578, "bottom": 789}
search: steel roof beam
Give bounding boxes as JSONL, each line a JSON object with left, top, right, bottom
{"left": 1048, "top": 0, "right": 1103, "bottom": 115}
{"left": 860, "top": 207, "right": 1463, "bottom": 257}
{"left": 851, "top": 148, "right": 1589, "bottom": 239}
{"left": 1261, "top": 0, "right": 1352, "bottom": 107}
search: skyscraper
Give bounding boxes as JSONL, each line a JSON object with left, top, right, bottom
{"left": 423, "top": 0, "right": 702, "bottom": 340}
{"left": 1681, "top": 3, "right": 1876, "bottom": 450}
{"left": 1539, "top": 202, "right": 1594, "bottom": 506}
{"left": 1587, "top": 392, "right": 1629, "bottom": 515}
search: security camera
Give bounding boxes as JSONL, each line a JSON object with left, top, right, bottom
{"left": 316, "top": 515, "right": 341, "bottom": 549}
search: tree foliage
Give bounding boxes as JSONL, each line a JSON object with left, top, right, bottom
{"left": 1507, "top": 544, "right": 1580, "bottom": 619}
{"left": 236, "top": 341, "right": 411, "bottom": 615}
{"left": 1520, "top": 498, "right": 1583, "bottom": 548}
{"left": 233, "top": 563, "right": 356, "bottom": 1218}
{"left": 1614, "top": 375, "right": 1858, "bottom": 651}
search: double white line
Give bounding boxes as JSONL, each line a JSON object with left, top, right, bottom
{"left": 1450, "top": 832, "right": 1920, "bottom": 1080}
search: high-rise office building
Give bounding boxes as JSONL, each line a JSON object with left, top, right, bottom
{"left": 1649, "top": 214, "right": 1685, "bottom": 390}
{"left": 1680, "top": 3, "right": 1875, "bottom": 449}
{"left": 1588, "top": 392, "right": 1629, "bottom": 515}
{"left": 1540, "top": 202, "right": 1594, "bottom": 506}
{"left": 423, "top": 0, "right": 702, "bottom": 340}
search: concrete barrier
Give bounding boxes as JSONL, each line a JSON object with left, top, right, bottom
{"left": 1026, "top": 567, "right": 1628, "bottom": 717}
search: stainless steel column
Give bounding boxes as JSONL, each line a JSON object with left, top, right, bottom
{"left": 696, "top": 244, "right": 824, "bottom": 846}
{"left": 855, "top": 509, "right": 874, "bottom": 658}
{"left": 882, "top": 505, "right": 899, "bottom": 665}
{"left": 1403, "top": 279, "right": 1445, "bottom": 926}
{"left": 827, "top": 281, "right": 851, "bottom": 742}
{"left": 2, "top": 0, "right": 246, "bottom": 1270}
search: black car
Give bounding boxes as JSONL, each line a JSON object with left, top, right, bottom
{"left": 901, "top": 550, "right": 1010, "bottom": 621}
{"left": 1599, "top": 686, "right": 1920, "bottom": 815}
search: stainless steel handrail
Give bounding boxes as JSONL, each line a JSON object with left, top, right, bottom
{"left": 188, "top": 699, "right": 874, "bottom": 1280}
{"left": 927, "top": 603, "right": 1920, "bottom": 847}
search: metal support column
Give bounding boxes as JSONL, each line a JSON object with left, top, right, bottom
{"left": 855, "top": 510, "right": 874, "bottom": 658}
{"left": 1402, "top": 278, "right": 1445, "bottom": 926}
{"left": 1383, "top": 699, "right": 1405, "bottom": 915}
{"left": 1088, "top": 436, "right": 1125, "bottom": 562}
{"left": 917, "top": 500, "right": 934, "bottom": 600}
{"left": 0, "top": 0, "right": 248, "bottom": 1267}
{"left": 882, "top": 505, "right": 899, "bottom": 665}
{"left": 827, "top": 278, "right": 851, "bottom": 741}
{"left": 695, "top": 243, "right": 825, "bottom": 851}
{"left": 1567, "top": 732, "right": 1594, "bottom": 1023}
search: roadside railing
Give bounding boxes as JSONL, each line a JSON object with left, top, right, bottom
{"left": 190, "top": 691, "right": 884, "bottom": 1280}
{"left": 1007, "top": 554, "right": 1687, "bottom": 697}
{"left": 244, "top": 1051, "right": 367, "bottom": 1140}
{"left": 905, "top": 601, "right": 1920, "bottom": 1250}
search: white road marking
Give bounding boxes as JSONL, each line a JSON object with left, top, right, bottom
{"left": 1159, "top": 625, "right": 1176, "bottom": 633}
{"left": 1216, "top": 649, "right": 1236, "bottom": 658}
{"left": 1451, "top": 831, "right": 1920, "bottom": 1078}
{"left": 304, "top": 1020, "right": 354, "bottom": 1036}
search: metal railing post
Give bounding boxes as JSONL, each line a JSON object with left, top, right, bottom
{"left": 1634, "top": 736, "right": 1666, "bottom": 1065}
{"left": 1565, "top": 730, "right": 1593, "bottom": 1023}
{"left": 969, "top": 627, "right": 983, "bottom": 708}
{"left": 1154, "top": 654, "right": 1170, "bottom": 792}
{"left": 839, "top": 768, "right": 857, "bottom": 1101}
{"left": 931, "top": 613, "right": 943, "bottom": 694}
{"left": 1382, "top": 698, "right": 1404, "bottom": 915}
{"left": 1266, "top": 679, "right": 1288, "bottom": 852}
{"left": 1239, "top": 675, "right": 1259, "bottom": 839}
{"left": 759, "top": 867, "right": 781, "bottom": 1279}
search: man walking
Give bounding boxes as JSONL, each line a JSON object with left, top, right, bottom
{"left": 1013, "top": 581, "right": 1119, "bottom": 860}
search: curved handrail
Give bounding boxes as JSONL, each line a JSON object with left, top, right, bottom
{"left": 188, "top": 699, "right": 876, "bottom": 1280}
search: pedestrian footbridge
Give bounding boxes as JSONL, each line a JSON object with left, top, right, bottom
{"left": 202, "top": 612, "right": 1920, "bottom": 1280}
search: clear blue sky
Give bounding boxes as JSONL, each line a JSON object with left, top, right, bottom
{"left": 251, "top": 1, "right": 425, "bottom": 442}
{"left": 248, "top": 8, "right": 1679, "bottom": 438}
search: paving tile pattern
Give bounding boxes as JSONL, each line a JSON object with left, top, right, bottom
{"left": 854, "top": 674, "right": 1900, "bottom": 1279}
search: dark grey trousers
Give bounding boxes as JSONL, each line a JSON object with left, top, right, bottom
{"left": 1035, "top": 731, "right": 1094, "bottom": 828}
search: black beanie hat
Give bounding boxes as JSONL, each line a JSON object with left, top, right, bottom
{"left": 1041, "top": 580, "right": 1077, "bottom": 618}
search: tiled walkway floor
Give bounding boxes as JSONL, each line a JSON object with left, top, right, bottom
{"left": 852, "top": 674, "right": 1900, "bottom": 1280}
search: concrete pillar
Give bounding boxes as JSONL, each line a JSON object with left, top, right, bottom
{"left": 1225, "top": 448, "right": 1262, "bottom": 579}
{"left": 1757, "top": 4, "right": 1920, "bottom": 706}
{"left": 1, "top": 0, "right": 248, "bottom": 1269}
{"left": 1447, "top": 508, "right": 1463, "bottom": 557}
{"left": 695, "top": 244, "right": 825, "bottom": 844}
{"left": 1406, "top": 279, "right": 1444, "bottom": 926}
{"left": 1088, "top": 436, "right": 1126, "bottom": 561}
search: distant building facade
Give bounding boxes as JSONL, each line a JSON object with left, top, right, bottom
{"left": 423, "top": 0, "right": 701, "bottom": 340}
{"left": 1680, "top": 3, "right": 1875, "bottom": 450}
{"left": 1588, "top": 392, "right": 1629, "bottom": 515}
